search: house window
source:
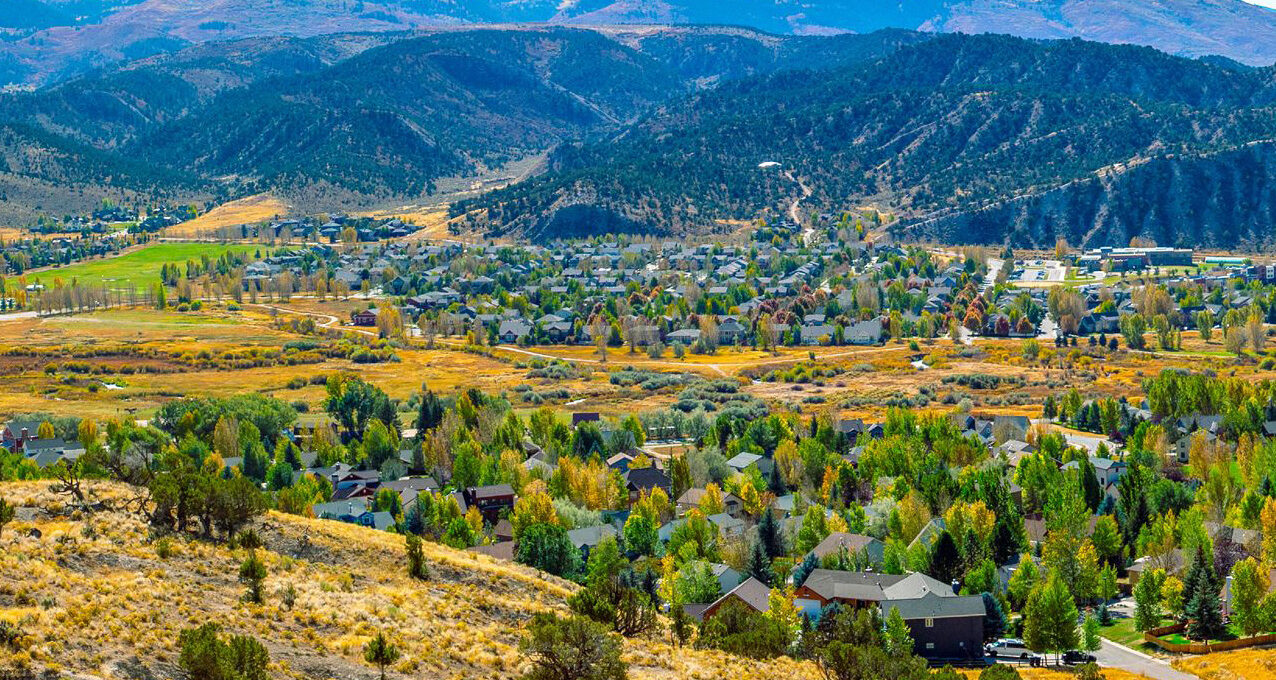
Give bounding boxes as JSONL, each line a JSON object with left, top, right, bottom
{"left": 926, "top": 643, "right": 935, "bottom": 650}
{"left": 924, "top": 618, "right": 934, "bottom": 628}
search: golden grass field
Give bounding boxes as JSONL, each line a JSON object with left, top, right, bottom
{"left": 0, "top": 479, "right": 1094, "bottom": 680}
{"left": 1173, "top": 648, "right": 1276, "bottom": 680}
{"left": 163, "top": 194, "right": 291, "bottom": 238}
{"left": 4, "top": 300, "right": 1276, "bottom": 424}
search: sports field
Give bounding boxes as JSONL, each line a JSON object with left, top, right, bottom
{"left": 24, "top": 243, "right": 268, "bottom": 289}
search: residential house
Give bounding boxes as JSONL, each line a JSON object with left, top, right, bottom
{"left": 676, "top": 487, "right": 743, "bottom": 518}
{"left": 2, "top": 420, "right": 43, "bottom": 452}
{"left": 794, "top": 570, "right": 985, "bottom": 660}
{"left": 462, "top": 484, "right": 517, "bottom": 524}
{"left": 567, "top": 525, "right": 618, "bottom": 562}
{"left": 351, "top": 308, "right": 379, "bottom": 327}
{"left": 624, "top": 467, "right": 671, "bottom": 503}
{"left": 807, "top": 532, "right": 885, "bottom": 566}
{"left": 23, "top": 438, "right": 86, "bottom": 467}
{"left": 698, "top": 577, "right": 772, "bottom": 621}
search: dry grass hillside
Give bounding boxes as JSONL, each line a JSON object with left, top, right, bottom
{"left": 0, "top": 481, "right": 820, "bottom": 680}
{"left": 0, "top": 480, "right": 1167, "bottom": 680}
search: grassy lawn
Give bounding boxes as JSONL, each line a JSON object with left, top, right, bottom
{"left": 1162, "top": 622, "right": 1274, "bottom": 645}
{"left": 26, "top": 243, "right": 268, "bottom": 289}
{"left": 1099, "top": 616, "right": 1172, "bottom": 650}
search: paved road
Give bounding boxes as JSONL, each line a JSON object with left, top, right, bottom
{"left": 1095, "top": 639, "right": 1196, "bottom": 680}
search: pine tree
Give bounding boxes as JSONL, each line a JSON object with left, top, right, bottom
{"left": 767, "top": 460, "right": 787, "bottom": 495}
{"left": 744, "top": 536, "right": 773, "bottom": 587}
{"left": 757, "top": 509, "right": 784, "bottom": 560}
{"left": 1184, "top": 547, "right": 1225, "bottom": 641}
{"left": 363, "top": 631, "right": 400, "bottom": 680}
{"left": 415, "top": 386, "right": 444, "bottom": 434}
{"left": 406, "top": 534, "right": 429, "bottom": 580}
{"left": 792, "top": 552, "right": 819, "bottom": 589}
{"left": 991, "top": 516, "right": 1021, "bottom": 565}
{"left": 929, "top": 530, "right": 962, "bottom": 585}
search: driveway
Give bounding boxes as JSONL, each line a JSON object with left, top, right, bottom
{"left": 1094, "top": 639, "right": 1196, "bottom": 680}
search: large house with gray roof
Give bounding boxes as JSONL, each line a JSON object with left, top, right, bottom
{"left": 794, "top": 570, "right": 985, "bottom": 661}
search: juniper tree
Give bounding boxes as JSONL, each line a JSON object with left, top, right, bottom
{"left": 363, "top": 631, "right": 400, "bottom": 680}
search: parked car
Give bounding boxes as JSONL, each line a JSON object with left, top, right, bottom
{"left": 984, "top": 639, "right": 1037, "bottom": 660}
{"left": 1063, "top": 650, "right": 1097, "bottom": 665}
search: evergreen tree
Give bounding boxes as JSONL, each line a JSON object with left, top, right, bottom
{"left": 792, "top": 552, "right": 819, "bottom": 589}
{"left": 929, "top": 530, "right": 962, "bottom": 585}
{"left": 991, "top": 516, "right": 1021, "bottom": 565}
{"left": 363, "top": 631, "right": 400, "bottom": 680}
{"left": 981, "top": 592, "right": 1006, "bottom": 642}
{"left": 1184, "top": 547, "right": 1225, "bottom": 641}
{"left": 767, "top": 460, "right": 787, "bottom": 495}
{"left": 406, "top": 534, "right": 429, "bottom": 580}
{"left": 417, "top": 387, "right": 445, "bottom": 434}
{"left": 1079, "top": 459, "right": 1102, "bottom": 512}
{"left": 757, "top": 509, "right": 785, "bottom": 560}
{"left": 744, "top": 536, "right": 774, "bottom": 587}
{"left": 238, "top": 551, "right": 267, "bottom": 604}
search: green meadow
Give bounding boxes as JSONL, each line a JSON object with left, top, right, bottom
{"left": 25, "top": 243, "right": 268, "bottom": 289}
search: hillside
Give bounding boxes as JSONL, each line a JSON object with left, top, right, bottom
{"left": 456, "top": 33, "right": 1276, "bottom": 247}
{"left": 0, "top": 480, "right": 818, "bottom": 680}
{"left": 0, "top": 26, "right": 923, "bottom": 216}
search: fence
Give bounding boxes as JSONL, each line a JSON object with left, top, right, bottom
{"left": 1142, "top": 622, "right": 1276, "bottom": 653}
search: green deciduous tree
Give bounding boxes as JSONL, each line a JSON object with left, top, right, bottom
{"left": 883, "top": 606, "right": 914, "bottom": 657}
{"left": 1133, "top": 568, "right": 1166, "bottom": 632}
{"left": 1023, "top": 573, "right": 1079, "bottom": 663}
{"left": 1231, "top": 558, "right": 1273, "bottom": 637}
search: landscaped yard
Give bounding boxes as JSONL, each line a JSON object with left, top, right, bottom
{"left": 1099, "top": 616, "right": 1172, "bottom": 650}
{"left": 25, "top": 242, "right": 270, "bottom": 289}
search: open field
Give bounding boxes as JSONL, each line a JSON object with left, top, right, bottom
{"left": 23, "top": 243, "right": 268, "bottom": 289}
{"left": 0, "top": 479, "right": 944, "bottom": 680}
{"left": 163, "top": 194, "right": 291, "bottom": 238}
{"left": 7, "top": 301, "right": 1276, "bottom": 423}
{"left": 0, "top": 227, "right": 83, "bottom": 242}
{"left": 1174, "top": 647, "right": 1276, "bottom": 679}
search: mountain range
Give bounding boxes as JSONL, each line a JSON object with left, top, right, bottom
{"left": 456, "top": 32, "right": 1276, "bottom": 248}
{"left": 5, "top": 19, "right": 1276, "bottom": 247}
{"left": 0, "top": 26, "right": 926, "bottom": 220}
{"left": 3, "top": 0, "right": 1276, "bottom": 89}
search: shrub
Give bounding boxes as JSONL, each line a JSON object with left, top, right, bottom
{"left": 979, "top": 665, "right": 1021, "bottom": 680}
{"left": 519, "top": 613, "right": 628, "bottom": 680}
{"left": 178, "top": 623, "right": 269, "bottom": 680}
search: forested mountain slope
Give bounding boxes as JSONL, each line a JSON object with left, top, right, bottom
{"left": 456, "top": 34, "right": 1276, "bottom": 246}
{"left": 0, "top": 26, "right": 922, "bottom": 215}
